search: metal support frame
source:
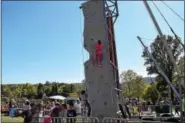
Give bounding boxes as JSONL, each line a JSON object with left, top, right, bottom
{"left": 104, "top": 0, "right": 119, "bottom": 24}
{"left": 143, "top": 1, "right": 183, "bottom": 122}
{"left": 104, "top": 0, "right": 120, "bottom": 90}
{"left": 103, "top": 0, "right": 127, "bottom": 118}
{"left": 137, "top": 36, "right": 183, "bottom": 121}
{"left": 137, "top": 36, "right": 180, "bottom": 99}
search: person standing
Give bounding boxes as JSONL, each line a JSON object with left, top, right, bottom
{"left": 67, "top": 103, "right": 77, "bottom": 123}
{"left": 24, "top": 100, "right": 31, "bottom": 111}
{"left": 74, "top": 100, "right": 81, "bottom": 116}
{"left": 80, "top": 90, "right": 88, "bottom": 116}
{"left": 59, "top": 104, "right": 67, "bottom": 117}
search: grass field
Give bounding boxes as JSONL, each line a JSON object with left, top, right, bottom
{"left": 1, "top": 113, "right": 23, "bottom": 123}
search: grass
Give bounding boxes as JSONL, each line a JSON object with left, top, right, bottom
{"left": 1, "top": 113, "right": 24, "bottom": 123}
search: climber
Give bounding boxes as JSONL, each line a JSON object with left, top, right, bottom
{"left": 94, "top": 40, "right": 103, "bottom": 67}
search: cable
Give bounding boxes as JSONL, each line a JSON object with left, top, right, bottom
{"left": 160, "top": 0, "right": 184, "bottom": 22}
{"left": 152, "top": 1, "right": 171, "bottom": 31}
{"left": 140, "top": 37, "right": 153, "bottom": 41}
{"left": 152, "top": 1, "right": 185, "bottom": 50}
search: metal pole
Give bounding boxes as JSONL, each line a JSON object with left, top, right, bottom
{"left": 143, "top": 0, "right": 163, "bottom": 35}
{"left": 168, "top": 86, "right": 172, "bottom": 115}
{"left": 143, "top": 0, "right": 182, "bottom": 77}
{"left": 143, "top": 1, "right": 183, "bottom": 121}
{"left": 138, "top": 36, "right": 183, "bottom": 122}
{"left": 137, "top": 36, "right": 180, "bottom": 99}
{"left": 178, "top": 79, "right": 183, "bottom": 121}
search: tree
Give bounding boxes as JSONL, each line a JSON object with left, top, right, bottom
{"left": 131, "top": 76, "right": 148, "bottom": 99}
{"left": 63, "top": 84, "right": 72, "bottom": 93}
{"left": 70, "top": 84, "right": 75, "bottom": 92}
{"left": 45, "top": 81, "right": 51, "bottom": 86}
{"left": 44, "top": 85, "right": 52, "bottom": 96}
{"left": 51, "top": 82, "right": 58, "bottom": 95}
{"left": 2, "top": 86, "right": 13, "bottom": 98}
{"left": 142, "top": 35, "right": 183, "bottom": 100}
{"left": 81, "top": 79, "right": 86, "bottom": 90}
{"left": 178, "top": 56, "right": 185, "bottom": 85}
{"left": 22, "top": 83, "right": 37, "bottom": 98}
{"left": 12, "top": 85, "right": 22, "bottom": 97}
{"left": 37, "top": 83, "right": 44, "bottom": 98}
{"left": 142, "top": 83, "right": 159, "bottom": 104}
{"left": 120, "top": 70, "right": 148, "bottom": 99}
{"left": 120, "top": 70, "right": 137, "bottom": 83}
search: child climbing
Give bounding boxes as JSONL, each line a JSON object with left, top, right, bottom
{"left": 94, "top": 39, "right": 103, "bottom": 67}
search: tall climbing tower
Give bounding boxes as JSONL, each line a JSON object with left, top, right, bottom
{"left": 81, "top": 0, "right": 119, "bottom": 118}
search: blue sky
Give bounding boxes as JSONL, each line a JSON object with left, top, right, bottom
{"left": 2, "top": 1, "right": 184, "bottom": 84}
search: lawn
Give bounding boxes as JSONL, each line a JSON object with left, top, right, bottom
{"left": 1, "top": 114, "right": 23, "bottom": 123}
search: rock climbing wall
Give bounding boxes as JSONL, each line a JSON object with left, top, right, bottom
{"left": 81, "top": 0, "right": 118, "bottom": 118}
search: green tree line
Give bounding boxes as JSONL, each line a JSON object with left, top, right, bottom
{"left": 2, "top": 81, "right": 85, "bottom": 99}
{"left": 2, "top": 35, "right": 184, "bottom": 103}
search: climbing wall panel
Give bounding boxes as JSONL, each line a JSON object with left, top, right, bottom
{"left": 81, "top": 0, "right": 117, "bottom": 118}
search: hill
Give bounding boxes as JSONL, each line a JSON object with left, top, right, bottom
{"left": 143, "top": 77, "right": 156, "bottom": 84}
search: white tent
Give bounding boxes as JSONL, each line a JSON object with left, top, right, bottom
{"left": 48, "top": 95, "right": 66, "bottom": 100}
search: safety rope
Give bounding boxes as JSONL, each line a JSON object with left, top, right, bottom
{"left": 160, "top": 0, "right": 185, "bottom": 22}
{"left": 152, "top": 1, "right": 185, "bottom": 50}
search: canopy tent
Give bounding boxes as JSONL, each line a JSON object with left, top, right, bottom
{"left": 48, "top": 95, "right": 66, "bottom": 100}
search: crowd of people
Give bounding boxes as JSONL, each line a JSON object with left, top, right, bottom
{"left": 7, "top": 91, "right": 185, "bottom": 123}
{"left": 8, "top": 91, "right": 91, "bottom": 123}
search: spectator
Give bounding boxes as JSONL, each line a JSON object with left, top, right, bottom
{"left": 22, "top": 103, "right": 36, "bottom": 123}
{"left": 28, "top": 103, "right": 37, "bottom": 123}
{"left": 67, "top": 103, "right": 77, "bottom": 123}
{"left": 44, "top": 101, "right": 52, "bottom": 116}
{"left": 9, "top": 99, "right": 16, "bottom": 109}
{"left": 74, "top": 100, "right": 81, "bottom": 116}
{"left": 85, "top": 100, "right": 91, "bottom": 117}
{"left": 59, "top": 104, "right": 67, "bottom": 117}
{"left": 38, "top": 103, "right": 44, "bottom": 123}
{"left": 24, "top": 100, "right": 31, "bottom": 111}
{"left": 9, "top": 99, "right": 17, "bottom": 117}
{"left": 51, "top": 101, "right": 55, "bottom": 110}
{"left": 51, "top": 102, "right": 62, "bottom": 123}
{"left": 45, "top": 101, "right": 51, "bottom": 110}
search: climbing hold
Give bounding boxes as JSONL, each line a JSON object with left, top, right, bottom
{"left": 84, "top": 44, "right": 87, "bottom": 47}
{"left": 100, "top": 75, "right": 103, "bottom": 78}
{"left": 95, "top": 1, "right": 99, "bottom": 4}
{"left": 106, "top": 48, "right": 109, "bottom": 52}
{"left": 100, "top": 19, "right": 104, "bottom": 22}
{"left": 89, "top": 81, "right": 91, "bottom": 83}
{"left": 85, "top": 66, "right": 88, "bottom": 69}
{"left": 104, "top": 101, "right": 107, "bottom": 106}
